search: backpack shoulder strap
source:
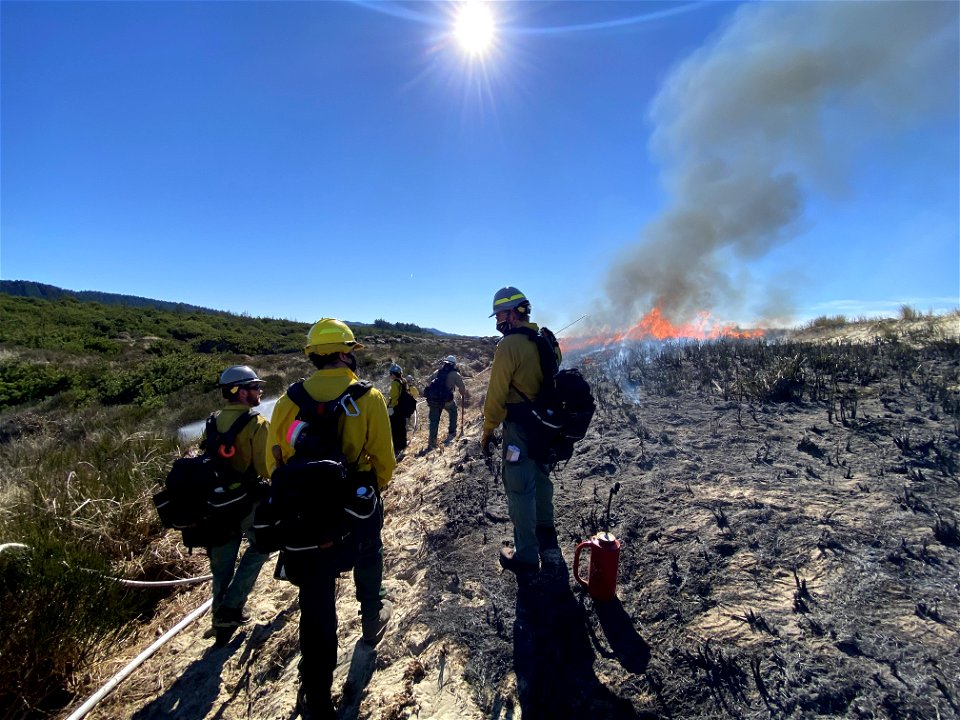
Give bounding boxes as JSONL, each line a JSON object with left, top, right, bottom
{"left": 533, "top": 328, "right": 560, "bottom": 378}
{"left": 205, "top": 410, "right": 257, "bottom": 460}
{"left": 341, "top": 381, "right": 373, "bottom": 410}
{"left": 287, "top": 380, "right": 373, "bottom": 423}
{"left": 286, "top": 381, "right": 317, "bottom": 419}
{"left": 199, "top": 412, "right": 218, "bottom": 452}
{"left": 222, "top": 410, "right": 257, "bottom": 445}
{"left": 539, "top": 326, "right": 561, "bottom": 359}
{"left": 507, "top": 326, "right": 560, "bottom": 405}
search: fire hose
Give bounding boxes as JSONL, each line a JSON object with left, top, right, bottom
{"left": 64, "top": 597, "right": 213, "bottom": 720}
{"left": 0, "top": 542, "right": 29, "bottom": 555}
{"left": 106, "top": 574, "right": 213, "bottom": 587}
{"left": 2, "top": 542, "right": 214, "bottom": 587}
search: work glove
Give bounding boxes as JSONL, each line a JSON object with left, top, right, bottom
{"left": 480, "top": 429, "right": 496, "bottom": 458}
{"left": 388, "top": 407, "right": 394, "bottom": 417}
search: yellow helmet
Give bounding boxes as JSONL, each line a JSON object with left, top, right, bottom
{"left": 304, "top": 318, "right": 365, "bottom": 355}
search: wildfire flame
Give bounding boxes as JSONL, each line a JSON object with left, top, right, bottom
{"left": 559, "top": 307, "right": 765, "bottom": 353}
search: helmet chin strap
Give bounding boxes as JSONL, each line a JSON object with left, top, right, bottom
{"left": 341, "top": 352, "right": 358, "bottom": 372}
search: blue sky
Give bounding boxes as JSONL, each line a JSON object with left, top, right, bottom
{"left": 2, "top": 1, "right": 957, "bottom": 338}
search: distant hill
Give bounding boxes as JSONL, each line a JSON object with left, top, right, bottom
{"left": 0, "top": 280, "right": 223, "bottom": 315}
{"left": 0, "top": 280, "right": 454, "bottom": 336}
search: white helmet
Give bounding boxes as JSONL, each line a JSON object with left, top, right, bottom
{"left": 444, "top": 355, "right": 457, "bottom": 365}
{"left": 218, "top": 365, "right": 263, "bottom": 388}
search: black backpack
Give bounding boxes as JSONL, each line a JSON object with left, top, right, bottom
{"left": 509, "top": 326, "right": 596, "bottom": 467}
{"left": 394, "top": 379, "right": 417, "bottom": 420}
{"left": 424, "top": 366, "right": 455, "bottom": 408}
{"left": 153, "top": 411, "right": 258, "bottom": 549}
{"left": 253, "top": 381, "right": 381, "bottom": 581}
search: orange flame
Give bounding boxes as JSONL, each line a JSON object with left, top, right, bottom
{"left": 559, "top": 307, "right": 765, "bottom": 353}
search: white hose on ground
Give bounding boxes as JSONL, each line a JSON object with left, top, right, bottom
{"left": 111, "top": 574, "right": 213, "bottom": 587}
{"left": 64, "top": 596, "right": 213, "bottom": 720}
{"left": 2, "top": 542, "right": 213, "bottom": 586}
{"left": 0, "top": 542, "right": 29, "bottom": 554}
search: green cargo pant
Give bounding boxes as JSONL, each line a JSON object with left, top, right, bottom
{"left": 501, "top": 419, "right": 554, "bottom": 565}
{"left": 208, "top": 508, "right": 268, "bottom": 621}
{"left": 428, "top": 401, "right": 458, "bottom": 446}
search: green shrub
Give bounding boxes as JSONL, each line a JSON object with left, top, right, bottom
{"left": 0, "top": 360, "right": 76, "bottom": 410}
{"left": 96, "top": 353, "right": 220, "bottom": 406}
{"left": 81, "top": 336, "right": 121, "bottom": 355}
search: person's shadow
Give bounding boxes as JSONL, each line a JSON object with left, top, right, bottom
{"left": 130, "top": 633, "right": 243, "bottom": 719}
{"left": 133, "top": 601, "right": 298, "bottom": 720}
{"left": 511, "top": 553, "right": 652, "bottom": 720}
{"left": 336, "top": 639, "right": 378, "bottom": 719}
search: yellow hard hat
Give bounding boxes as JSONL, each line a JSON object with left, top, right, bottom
{"left": 304, "top": 318, "right": 365, "bottom": 355}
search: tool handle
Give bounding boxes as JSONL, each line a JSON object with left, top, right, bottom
{"left": 604, "top": 482, "right": 621, "bottom": 529}
{"left": 573, "top": 541, "right": 591, "bottom": 589}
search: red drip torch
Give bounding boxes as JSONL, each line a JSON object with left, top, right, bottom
{"left": 573, "top": 482, "right": 622, "bottom": 602}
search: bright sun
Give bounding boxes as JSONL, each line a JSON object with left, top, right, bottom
{"left": 454, "top": 2, "right": 495, "bottom": 56}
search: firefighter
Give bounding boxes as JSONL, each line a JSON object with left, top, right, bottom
{"left": 387, "top": 363, "right": 409, "bottom": 459}
{"left": 422, "top": 355, "right": 469, "bottom": 451}
{"left": 481, "top": 287, "right": 561, "bottom": 575}
{"left": 266, "top": 319, "right": 395, "bottom": 720}
{"left": 208, "top": 365, "right": 271, "bottom": 644}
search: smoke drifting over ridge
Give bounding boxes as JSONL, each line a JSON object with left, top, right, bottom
{"left": 600, "top": 1, "right": 957, "bottom": 331}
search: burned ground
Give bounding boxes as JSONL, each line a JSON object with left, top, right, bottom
{"left": 82, "top": 333, "right": 958, "bottom": 720}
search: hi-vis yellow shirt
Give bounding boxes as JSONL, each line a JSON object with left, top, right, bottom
{"left": 212, "top": 404, "right": 270, "bottom": 479}
{"left": 482, "top": 322, "right": 562, "bottom": 433}
{"left": 265, "top": 367, "right": 396, "bottom": 490}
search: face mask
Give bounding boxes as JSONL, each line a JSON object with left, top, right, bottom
{"left": 344, "top": 353, "right": 358, "bottom": 372}
{"left": 496, "top": 320, "right": 512, "bottom": 335}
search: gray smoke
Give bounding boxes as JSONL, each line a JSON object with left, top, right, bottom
{"left": 603, "top": 0, "right": 958, "bottom": 328}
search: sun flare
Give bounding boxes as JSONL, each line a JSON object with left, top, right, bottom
{"left": 454, "top": 1, "right": 495, "bottom": 57}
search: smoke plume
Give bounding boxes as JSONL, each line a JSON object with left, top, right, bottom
{"left": 602, "top": 1, "right": 958, "bottom": 329}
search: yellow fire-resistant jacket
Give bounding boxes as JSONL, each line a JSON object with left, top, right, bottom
{"left": 211, "top": 403, "right": 270, "bottom": 479}
{"left": 482, "top": 321, "right": 562, "bottom": 433}
{"left": 388, "top": 378, "right": 403, "bottom": 409}
{"left": 266, "top": 367, "right": 396, "bottom": 490}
